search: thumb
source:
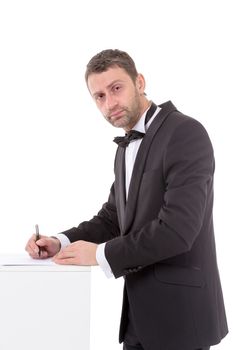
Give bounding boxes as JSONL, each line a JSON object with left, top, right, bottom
{"left": 36, "top": 238, "right": 48, "bottom": 247}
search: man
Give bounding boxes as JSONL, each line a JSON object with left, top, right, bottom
{"left": 26, "top": 49, "right": 228, "bottom": 350}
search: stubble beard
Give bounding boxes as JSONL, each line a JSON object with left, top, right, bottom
{"left": 106, "top": 93, "right": 142, "bottom": 131}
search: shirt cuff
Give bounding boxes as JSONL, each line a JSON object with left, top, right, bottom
{"left": 96, "top": 243, "right": 113, "bottom": 279}
{"left": 52, "top": 233, "right": 71, "bottom": 249}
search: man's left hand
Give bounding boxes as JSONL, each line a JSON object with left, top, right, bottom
{"left": 53, "top": 240, "right": 98, "bottom": 266}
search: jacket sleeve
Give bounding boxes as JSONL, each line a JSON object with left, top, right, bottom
{"left": 60, "top": 183, "right": 120, "bottom": 244}
{"left": 105, "top": 118, "right": 215, "bottom": 278}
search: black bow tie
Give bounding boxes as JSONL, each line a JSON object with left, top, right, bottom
{"left": 113, "top": 102, "right": 157, "bottom": 148}
{"left": 113, "top": 130, "right": 145, "bottom": 148}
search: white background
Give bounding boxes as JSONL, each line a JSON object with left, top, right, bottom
{"left": 0, "top": 1, "right": 232, "bottom": 349}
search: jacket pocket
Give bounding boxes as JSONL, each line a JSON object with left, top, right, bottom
{"left": 154, "top": 263, "right": 205, "bottom": 287}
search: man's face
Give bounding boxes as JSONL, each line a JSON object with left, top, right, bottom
{"left": 87, "top": 67, "right": 146, "bottom": 131}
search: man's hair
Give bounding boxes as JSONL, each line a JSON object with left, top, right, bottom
{"left": 85, "top": 49, "right": 138, "bottom": 83}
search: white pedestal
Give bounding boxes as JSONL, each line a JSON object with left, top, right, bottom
{"left": 0, "top": 264, "right": 91, "bottom": 350}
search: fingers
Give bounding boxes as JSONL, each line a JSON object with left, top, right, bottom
{"left": 53, "top": 246, "right": 79, "bottom": 264}
{"left": 53, "top": 249, "right": 75, "bottom": 260}
{"left": 25, "top": 234, "right": 50, "bottom": 259}
{"left": 36, "top": 247, "right": 49, "bottom": 259}
{"left": 53, "top": 256, "right": 77, "bottom": 265}
{"left": 25, "top": 234, "right": 40, "bottom": 258}
{"left": 52, "top": 241, "right": 98, "bottom": 266}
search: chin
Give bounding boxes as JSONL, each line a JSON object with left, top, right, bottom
{"left": 113, "top": 117, "right": 129, "bottom": 129}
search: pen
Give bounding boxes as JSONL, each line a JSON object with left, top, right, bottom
{"left": 35, "top": 224, "right": 41, "bottom": 257}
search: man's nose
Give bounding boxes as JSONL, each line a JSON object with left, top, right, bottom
{"left": 105, "top": 94, "right": 118, "bottom": 110}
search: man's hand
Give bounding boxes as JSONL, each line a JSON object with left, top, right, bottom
{"left": 25, "top": 234, "right": 61, "bottom": 259}
{"left": 53, "top": 240, "right": 98, "bottom": 266}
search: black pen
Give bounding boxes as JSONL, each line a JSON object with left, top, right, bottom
{"left": 35, "top": 224, "right": 41, "bottom": 257}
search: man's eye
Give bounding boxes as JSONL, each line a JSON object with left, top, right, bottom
{"left": 96, "top": 94, "right": 105, "bottom": 101}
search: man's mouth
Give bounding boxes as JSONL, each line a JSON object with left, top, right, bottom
{"left": 109, "top": 110, "right": 125, "bottom": 120}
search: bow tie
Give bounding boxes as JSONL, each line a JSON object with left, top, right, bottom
{"left": 113, "top": 102, "right": 157, "bottom": 148}
{"left": 113, "top": 130, "right": 145, "bottom": 148}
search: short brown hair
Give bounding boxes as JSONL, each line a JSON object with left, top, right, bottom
{"left": 85, "top": 49, "right": 138, "bottom": 83}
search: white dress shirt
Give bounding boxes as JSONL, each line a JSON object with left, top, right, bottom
{"left": 55, "top": 103, "right": 161, "bottom": 278}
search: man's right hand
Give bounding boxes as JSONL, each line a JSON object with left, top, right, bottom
{"left": 25, "top": 234, "right": 61, "bottom": 259}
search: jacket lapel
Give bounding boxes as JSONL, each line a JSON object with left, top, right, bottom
{"left": 124, "top": 101, "right": 177, "bottom": 233}
{"left": 114, "top": 146, "right": 126, "bottom": 232}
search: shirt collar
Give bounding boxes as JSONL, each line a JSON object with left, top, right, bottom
{"left": 132, "top": 103, "right": 161, "bottom": 133}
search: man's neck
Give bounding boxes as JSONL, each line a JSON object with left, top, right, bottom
{"left": 124, "top": 99, "right": 151, "bottom": 132}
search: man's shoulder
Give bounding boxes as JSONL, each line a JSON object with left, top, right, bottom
{"left": 163, "top": 103, "right": 208, "bottom": 135}
{"left": 157, "top": 102, "right": 213, "bottom": 148}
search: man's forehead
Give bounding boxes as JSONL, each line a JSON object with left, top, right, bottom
{"left": 87, "top": 67, "right": 131, "bottom": 94}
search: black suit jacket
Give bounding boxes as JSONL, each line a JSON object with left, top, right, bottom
{"left": 62, "top": 101, "right": 228, "bottom": 350}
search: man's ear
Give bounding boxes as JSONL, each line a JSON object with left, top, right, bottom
{"left": 136, "top": 73, "right": 146, "bottom": 95}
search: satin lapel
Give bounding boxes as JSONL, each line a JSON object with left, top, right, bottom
{"left": 124, "top": 101, "right": 177, "bottom": 234}
{"left": 114, "top": 146, "right": 126, "bottom": 232}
